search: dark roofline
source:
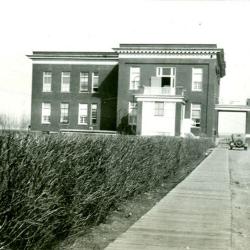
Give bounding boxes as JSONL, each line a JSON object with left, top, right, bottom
{"left": 32, "top": 51, "right": 117, "bottom": 56}
{"left": 27, "top": 51, "right": 118, "bottom": 60}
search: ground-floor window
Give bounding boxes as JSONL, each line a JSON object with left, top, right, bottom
{"left": 91, "top": 104, "right": 97, "bottom": 125}
{"left": 60, "top": 103, "right": 69, "bottom": 124}
{"left": 191, "top": 103, "right": 201, "bottom": 127}
{"left": 128, "top": 102, "right": 137, "bottom": 125}
{"left": 41, "top": 103, "right": 51, "bottom": 124}
{"left": 154, "top": 101, "right": 164, "bottom": 116}
{"left": 78, "top": 104, "right": 88, "bottom": 125}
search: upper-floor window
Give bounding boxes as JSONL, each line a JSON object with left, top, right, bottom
{"left": 78, "top": 104, "right": 88, "bottom": 125}
{"left": 154, "top": 101, "right": 164, "bottom": 116}
{"left": 128, "top": 102, "right": 137, "bottom": 125}
{"left": 80, "top": 72, "right": 89, "bottom": 92}
{"left": 191, "top": 104, "right": 201, "bottom": 127}
{"left": 92, "top": 72, "right": 99, "bottom": 93}
{"left": 91, "top": 104, "right": 97, "bottom": 125}
{"left": 156, "top": 67, "right": 176, "bottom": 88}
{"left": 61, "top": 72, "right": 70, "bottom": 92}
{"left": 60, "top": 103, "right": 69, "bottom": 124}
{"left": 129, "top": 67, "right": 140, "bottom": 90}
{"left": 41, "top": 102, "right": 51, "bottom": 124}
{"left": 192, "top": 68, "right": 203, "bottom": 91}
{"left": 43, "top": 72, "right": 52, "bottom": 92}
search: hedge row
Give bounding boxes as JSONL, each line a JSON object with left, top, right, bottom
{"left": 0, "top": 132, "right": 213, "bottom": 249}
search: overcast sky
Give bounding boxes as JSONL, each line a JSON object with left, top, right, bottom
{"left": 1, "top": 0, "right": 250, "bottom": 119}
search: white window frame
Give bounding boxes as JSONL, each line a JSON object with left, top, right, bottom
{"left": 192, "top": 68, "right": 203, "bottom": 92}
{"left": 78, "top": 104, "right": 88, "bottom": 125}
{"left": 80, "top": 72, "right": 89, "bottom": 92}
{"left": 129, "top": 67, "right": 140, "bottom": 90}
{"left": 191, "top": 103, "right": 201, "bottom": 127}
{"left": 90, "top": 104, "right": 98, "bottom": 125}
{"left": 154, "top": 101, "right": 164, "bottom": 116}
{"left": 41, "top": 103, "right": 51, "bottom": 124}
{"left": 61, "top": 72, "right": 70, "bottom": 92}
{"left": 156, "top": 67, "right": 176, "bottom": 77}
{"left": 60, "top": 103, "right": 69, "bottom": 124}
{"left": 156, "top": 67, "right": 176, "bottom": 88}
{"left": 128, "top": 102, "right": 137, "bottom": 125}
{"left": 92, "top": 72, "right": 99, "bottom": 93}
{"left": 42, "top": 72, "right": 52, "bottom": 92}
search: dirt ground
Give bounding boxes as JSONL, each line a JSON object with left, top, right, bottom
{"left": 229, "top": 148, "right": 250, "bottom": 249}
{"left": 57, "top": 158, "right": 204, "bottom": 250}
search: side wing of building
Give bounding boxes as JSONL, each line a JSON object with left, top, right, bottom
{"left": 28, "top": 52, "right": 118, "bottom": 133}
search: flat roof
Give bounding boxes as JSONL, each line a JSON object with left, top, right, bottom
{"left": 215, "top": 104, "right": 250, "bottom": 112}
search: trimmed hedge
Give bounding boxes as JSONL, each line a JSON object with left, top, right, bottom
{"left": 0, "top": 132, "right": 213, "bottom": 249}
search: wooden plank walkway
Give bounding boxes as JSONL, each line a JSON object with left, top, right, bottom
{"left": 105, "top": 148, "right": 232, "bottom": 250}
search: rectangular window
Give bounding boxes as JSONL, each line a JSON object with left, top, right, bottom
{"left": 191, "top": 104, "right": 201, "bottom": 127}
{"left": 156, "top": 67, "right": 176, "bottom": 88}
{"left": 41, "top": 103, "right": 51, "bottom": 124}
{"left": 129, "top": 67, "right": 140, "bottom": 90}
{"left": 80, "top": 72, "right": 89, "bottom": 92}
{"left": 61, "top": 72, "right": 70, "bottom": 92}
{"left": 192, "top": 68, "right": 203, "bottom": 91}
{"left": 91, "top": 104, "right": 97, "bottom": 125}
{"left": 60, "top": 103, "right": 69, "bottom": 124}
{"left": 128, "top": 102, "right": 137, "bottom": 125}
{"left": 92, "top": 72, "right": 99, "bottom": 93}
{"left": 154, "top": 102, "right": 164, "bottom": 116}
{"left": 43, "top": 72, "right": 52, "bottom": 92}
{"left": 78, "top": 104, "right": 88, "bottom": 125}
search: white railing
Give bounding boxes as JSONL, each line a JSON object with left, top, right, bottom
{"left": 143, "top": 86, "right": 176, "bottom": 95}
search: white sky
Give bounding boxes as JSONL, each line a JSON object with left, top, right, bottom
{"left": 0, "top": 0, "right": 250, "bottom": 119}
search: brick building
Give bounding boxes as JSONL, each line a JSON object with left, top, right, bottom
{"left": 28, "top": 44, "right": 226, "bottom": 137}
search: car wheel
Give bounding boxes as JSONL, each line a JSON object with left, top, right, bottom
{"left": 244, "top": 147, "right": 247, "bottom": 150}
{"left": 235, "top": 139, "right": 243, "bottom": 147}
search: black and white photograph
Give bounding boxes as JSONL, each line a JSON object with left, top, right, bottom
{"left": 1, "top": 0, "right": 250, "bottom": 249}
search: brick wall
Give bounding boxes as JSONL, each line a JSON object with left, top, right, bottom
{"left": 116, "top": 57, "right": 220, "bottom": 136}
{"left": 31, "top": 64, "right": 118, "bottom": 132}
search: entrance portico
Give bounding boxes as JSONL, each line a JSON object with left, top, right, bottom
{"left": 135, "top": 86, "right": 186, "bottom": 136}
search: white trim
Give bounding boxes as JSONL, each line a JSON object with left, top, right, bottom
{"left": 129, "top": 67, "right": 141, "bottom": 90}
{"left": 42, "top": 72, "right": 52, "bottom": 92}
{"left": 119, "top": 54, "right": 216, "bottom": 59}
{"left": 32, "top": 60, "right": 118, "bottom": 65}
{"left": 215, "top": 105, "right": 250, "bottom": 112}
{"left": 91, "top": 72, "right": 99, "bottom": 93}
{"left": 78, "top": 103, "right": 88, "bottom": 125}
{"left": 59, "top": 128, "right": 117, "bottom": 134}
{"left": 135, "top": 95, "right": 185, "bottom": 103}
{"left": 90, "top": 103, "right": 98, "bottom": 125}
{"left": 128, "top": 101, "right": 137, "bottom": 125}
{"left": 61, "top": 72, "right": 70, "bottom": 93}
{"left": 191, "top": 68, "right": 203, "bottom": 92}
{"left": 41, "top": 102, "right": 51, "bottom": 124}
{"left": 115, "top": 49, "right": 220, "bottom": 54}
{"left": 191, "top": 103, "right": 201, "bottom": 128}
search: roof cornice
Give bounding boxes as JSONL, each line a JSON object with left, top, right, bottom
{"left": 27, "top": 51, "right": 118, "bottom": 61}
{"left": 112, "top": 48, "right": 222, "bottom": 55}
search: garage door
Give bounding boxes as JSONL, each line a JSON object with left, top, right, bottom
{"left": 218, "top": 111, "right": 246, "bottom": 136}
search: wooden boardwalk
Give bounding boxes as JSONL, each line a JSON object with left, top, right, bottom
{"left": 105, "top": 149, "right": 232, "bottom": 250}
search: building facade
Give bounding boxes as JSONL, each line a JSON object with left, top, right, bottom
{"left": 28, "top": 44, "right": 226, "bottom": 137}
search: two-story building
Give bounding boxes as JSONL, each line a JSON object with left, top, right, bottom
{"left": 27, "top": 44, "right": 226, "bottom": 137}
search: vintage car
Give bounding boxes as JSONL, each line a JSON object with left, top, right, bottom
{"left": 229, "top": 134, "right": 248, "bottom": 150}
